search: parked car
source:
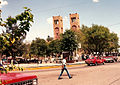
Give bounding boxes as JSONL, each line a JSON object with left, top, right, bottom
{"left": 2, "top": 59, "right": 10, "bottom": 65}
{"left": 85, "top": 56, "right": 105, "bottom": 66}
{"left": 0, "top": 72, "right": 38, "bottom": 85}
{"left": 103, "top": 56, "right": 118, "bottom": 63}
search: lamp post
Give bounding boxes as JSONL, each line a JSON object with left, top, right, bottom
{"left": 75, "top": 35, "right": 77, "bottom": 57}
{"left": 0, "top": 1, "right": 1, "bottom": 18}
{"left": 0, "top": 10, "right": 1, "bottom": 18}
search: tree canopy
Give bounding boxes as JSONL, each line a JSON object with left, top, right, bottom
{"left": 30, "top": 38, "right": 47, "bottom": 57}
{"left": 81, "top": 24, "right": 119, "bottom": 54}
{"left": 60, "top": 30, "right": 78, "bottom": 54}
{"left": 49, "top": 39, "right": 62, "bottom": 54}
{"left": 0, "top": 7, "right": 33, "bottom": 58}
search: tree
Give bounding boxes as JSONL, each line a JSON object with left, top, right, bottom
{"left": 0, "top": 7, "right": 33, "bottom": 58}
{"left": 79, "top": 25, "right": 90, "bottom": 53}
{"left": 74, "top": 28, "right": 86, "bottom": 53}
{"left": 48, "top": 39, "right": 62, "bottom": 56}
{"left": 60, "top": 30, "right": 78, "bottom": 56}
{"left": 105, "top": 33, "right": 119, "bottom": 53}
{"left": 81, "top": 24, "right": 119, "bottom": 55}
{"left": 22, "top": 43, "right": 31, "bottom": 59}
{"left": 30, "top": 38, "right": 47, "bottom": 58}
{"left": 0, "top": 33, "right": 11, "bottom": 57}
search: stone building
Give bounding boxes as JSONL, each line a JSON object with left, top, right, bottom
{"left": 53, "top": 16, "right": 63, "bottom": 40}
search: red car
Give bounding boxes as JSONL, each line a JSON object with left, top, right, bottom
{"left": 103, "top": 56, "right": 118, "bottom": 63}
{"left": 85, "top": 56, "right": 105, "bottom": 66}
{"left": 0, "top": 72, "right": 38, "bottom": 85}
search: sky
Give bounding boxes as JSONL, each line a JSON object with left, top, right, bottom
{"left": 0, "top": 0, "right": 120, "bottom": 43}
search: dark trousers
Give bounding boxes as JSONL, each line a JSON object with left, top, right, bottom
{"left": 58, "top": 65, "right": 71, "bottom": 78}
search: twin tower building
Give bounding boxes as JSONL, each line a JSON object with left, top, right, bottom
{"left": 53, "top": 13, "right": 80, "bottom": 40}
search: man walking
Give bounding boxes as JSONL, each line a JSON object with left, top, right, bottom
{"left": 58, "top": 57, "right": 72, "bottom": 79}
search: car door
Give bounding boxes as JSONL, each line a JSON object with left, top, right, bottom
{"left": 97, "top": 57, "right": 102, "bottom": 64}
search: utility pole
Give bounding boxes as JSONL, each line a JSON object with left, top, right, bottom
{"left": 0, "top": 10, "right": 1, "bottom": 17}
{"left": 0, "top": 1, "right": 1, "bottom": 18}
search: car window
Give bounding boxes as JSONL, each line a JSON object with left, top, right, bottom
{"left": 91, "top": 57, "right": 95, "bottom": 59}
{"left": 95, "top": 57, "right": 98, "bottom": 59}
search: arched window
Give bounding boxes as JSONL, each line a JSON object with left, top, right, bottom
{"left": 55, "top": 27, "right": 59, "bottom": 33}
{"left": 72, "top": 25, "right": 77, "bottom": 30}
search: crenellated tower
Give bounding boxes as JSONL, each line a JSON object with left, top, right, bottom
{"left": 69, "top": 13, "right": 80, "bottom": 31}
{"left": 53, "top": 16, "right": 63, "bottom": 40}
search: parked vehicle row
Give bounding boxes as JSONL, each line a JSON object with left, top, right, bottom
{"left": 103, "top": 56, "right": 118, "bottom": 63}
{"left": 85, "top": 56, "right": 118, "bottom": 66}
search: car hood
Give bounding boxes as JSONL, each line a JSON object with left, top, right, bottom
{"left": 0, "top": 73, "right": 37, "bottom": 84}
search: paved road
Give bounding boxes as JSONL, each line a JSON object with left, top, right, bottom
{"left": 27, "top": 62, "right": 120, "bottom": 85}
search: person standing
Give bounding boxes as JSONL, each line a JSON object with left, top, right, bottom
{"left": 58, "top": 57, "right": 72, "bottom": 79}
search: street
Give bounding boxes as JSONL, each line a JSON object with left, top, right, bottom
{"left": 0, "top": 0, "right": 120, "bottom": 85}
{"left": 26, "top": 62, "right": 120, "bottom": 85}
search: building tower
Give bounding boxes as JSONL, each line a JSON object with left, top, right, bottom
{"left": 69, "top": 13, "right": 80, "bottom": 31}
{"left": 53, "top": 16, "right": 63, "bottom": 40}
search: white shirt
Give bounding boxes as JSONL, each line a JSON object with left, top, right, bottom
{"left": 0, "top": 60, "right": 2, "bottom": 64}
{"left": 62, "top": 59, "right": 66, "bottom": 65}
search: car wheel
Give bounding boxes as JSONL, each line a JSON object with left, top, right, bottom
{"left": 112, "top": 60, "right": 114, "bottom": 63}
{"left": 95, "top": 62, "right": 97, "bottom": 66}
{"left": 87, "top": 64, "right": 90, "bottom": 66}
{"left": 115, "top": 59, "right": 117, "bottom": 62}
{"left": 103, "top": 62, "right": 104, "bottom": 65}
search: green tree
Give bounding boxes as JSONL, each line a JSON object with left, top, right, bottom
{"left": 81, "top": 24, "right": 119, "bottom": 54}
{"left": 74, "top": 29, "right": 85, "bottom": 53}
{"left": 0, "top": 33, "right": 11, "bottom": 57}
{"left": 13, "top": 42, "right": 30, "bottom": 57}
{"left": 49, "top": 39, "right": 62, "bottom": 56}
{"left": 80, "top": 25, "right": 90, "bottom": 53}
{"left": 60, "top": 30, "right": 78, "bottom": 56}
{"left": 30, "top": 38, "right": 47, "bottom": 58}
{"left": 105, "top": 33, "right": 119, "bottom": 53}
{"left": 22, "top": 43, "right": 31, "bottom": 59}
{"left": 0, "top": 7, "right": 33, "bottom": 58}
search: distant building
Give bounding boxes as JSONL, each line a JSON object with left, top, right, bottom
{"left": 69, "top": 13, "right": 80, "bottom": 31}
{"left": 53, "top": 16, "right": 63, "bottom": 40}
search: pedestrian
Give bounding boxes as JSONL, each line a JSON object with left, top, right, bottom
{"left": 81, "top": 54, "right": 85, "bottom": 60}
{"left": 0, "top": 59, "right": 3, "bottom": 67}
{"left": 86, "top": 54, "right": 89, "bottom": 59}
{"left": 58, "top": 57, "right": 72, "bottom": 79}
{"left": 0, "top": 58, "right": 6, "bottom": 72}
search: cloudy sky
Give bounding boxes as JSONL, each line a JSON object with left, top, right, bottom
{"left": 0, "top": 0, "right": 120, "bottom": 42}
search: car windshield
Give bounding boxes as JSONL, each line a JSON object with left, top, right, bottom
{"left": 103, "top": 56, "right": 112, "bottom": 59}
{"left": 89, "top": 57, "right": 95, "bottom": 59}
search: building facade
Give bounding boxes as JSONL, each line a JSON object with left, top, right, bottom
{"left": 53, "top": 16, "right": 63, "bottom": 40}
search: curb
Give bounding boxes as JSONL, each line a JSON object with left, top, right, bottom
{"left": 9, "top": 61, "right": 85, "bottom": 72}
{"left": 24, "top": 61, "right": 85, "bottom": 68}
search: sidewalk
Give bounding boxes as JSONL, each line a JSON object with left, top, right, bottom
{"left": 6, "top": 61, "right": 85, "bottom": 72}
{"left": 16, "top": 61, "right": 85, "bottom": 68}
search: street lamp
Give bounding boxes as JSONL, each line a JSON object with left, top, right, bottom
{"left": 75, "top": 35, "right": 78, "bottom": 57}
{"left": 0, "top": 1, "right": 2, "bottom": 18}
{"left": 0, "top": 10, "right": 1, "bottom": 17}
